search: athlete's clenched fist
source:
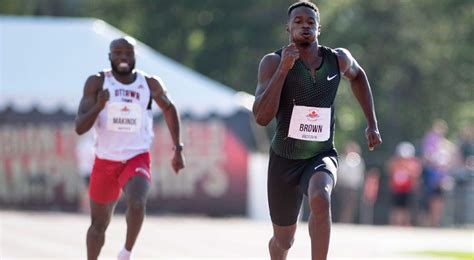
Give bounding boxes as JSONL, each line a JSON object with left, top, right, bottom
{"left": 279, "top": 43, "right": 300, "bottom": 72}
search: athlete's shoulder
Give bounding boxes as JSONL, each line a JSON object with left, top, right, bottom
{"left": 88, "top": 71, "right": 105, "bottom": 80}
{"left": 260, "top": 51, "right": 281, "bottom": 66}
{"left": 273, "top": 48, "right": 284, "bottom": 56}
{"left": 333, "top": 47, "right": 356, "bottom": 64}
{"left": 143, "top": 73, "right": 167, "bottom": 94}
{"left": 333, "top": 48, "right": 360, "bottom": 78}
{"left": 334, "top": 48, "right": 354, "bottom": 64}
{"left": 85, "top": 71, "right": 105, "bottom": 88}
{"left": 143, "top": 73, "right": 164, "bottom": 86}
{"left": 81, "top": 72, "right": 104, "bottom": 95}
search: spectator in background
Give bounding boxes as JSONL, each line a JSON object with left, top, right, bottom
{"left": 335, "top": 141, "right": 365, "bottom": 223}
{"left": 421, "top": 119, "right": 456, "bottom": 226}
{"left": 360, "top": 167, "right": 380, "bottom": 225}
{"left": 75, "top": 131, "right": 95, "bottom": 213}
{"left": 452, "top": 124, "right": 474, "bottom": 225}
{"left": 387, "top": 142, "right": 422, "bottom": 226}
{"left": 459, "top": 123, "right": 474, "bottom": 163}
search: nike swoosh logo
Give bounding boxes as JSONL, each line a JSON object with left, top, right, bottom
{"left": 327, "top": 74, "right": 338, "bottom": 81}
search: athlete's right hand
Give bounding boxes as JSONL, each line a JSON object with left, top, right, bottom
{"left": 279, "top": 43, "right": 299, "bottom": 71}
{"left": 95, "top": 89, "right": 110, "bottom": 111}
{"left": 171, "top": 152, "right": 185, "bottom": 174}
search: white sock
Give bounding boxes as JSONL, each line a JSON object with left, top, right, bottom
{"left": 117, "top": 247, "right": 131, "bottom": 260}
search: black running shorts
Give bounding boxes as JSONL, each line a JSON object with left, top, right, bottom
{"left": 267, "top": 148, "right": 338, "bottom": 226}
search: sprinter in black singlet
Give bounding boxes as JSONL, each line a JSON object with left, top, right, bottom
{"left": 252, "top": 1, "right": 382, "bottom": 259}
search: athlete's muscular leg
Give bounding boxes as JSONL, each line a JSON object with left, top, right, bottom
{"left": 307, "top": 172, "right": 333, "bottom": 260}
{"left": 123, "top": 176, "right": 150, "bottom": 251}
{"left": 87, "top": 200, "right": 117, "bottom": 260}
{"left": 269, "top": 223, "right": 297, "bottom": 260}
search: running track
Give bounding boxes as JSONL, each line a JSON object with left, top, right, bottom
{"left": 1, "top": 210, "right": 472, "bottom": 259}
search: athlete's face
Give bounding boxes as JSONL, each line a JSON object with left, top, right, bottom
{"left": 109, "top": 40, "right": 136, "bottom": 75}
{"left": 287, "top": 7, "right": 320, "bottom": 47}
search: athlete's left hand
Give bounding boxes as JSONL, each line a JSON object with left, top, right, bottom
{"left": 171, "top": 151, "right": 185, "bottom": 174}
{"left": 365, "top": 127, "right": 382, "bottom": 151}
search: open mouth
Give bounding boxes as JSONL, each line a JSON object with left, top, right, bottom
{"left": 118, "top": 62, "right": 129, "bottom": 69}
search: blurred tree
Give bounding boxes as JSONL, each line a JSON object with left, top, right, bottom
{"left": 1, "top": 0, "right": 472, "bottom": 164}
{"left": 320, "top": 0, "right": 473, "bottom": 164}
{"left": 0, "top": 0, "right": 80, "bottom": 15}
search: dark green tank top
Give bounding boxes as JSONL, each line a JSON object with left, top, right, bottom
{"left": 271, "top": 46, "right": 341, "bottom": 159}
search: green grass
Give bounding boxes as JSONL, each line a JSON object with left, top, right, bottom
{"left": 412, "top": 250, "right": 474, "bottom": 260}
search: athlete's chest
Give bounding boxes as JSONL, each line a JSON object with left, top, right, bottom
{"left": 283, "top": 62, "right": 340, "bottom": 101}
{"left": 105, "top": 78, "right": 149, "bottom": 106}
{"left": 109, "top": 86, "right": 147, "bottom": 104}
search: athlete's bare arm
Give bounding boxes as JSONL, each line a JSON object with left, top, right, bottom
{"left": 75, "top": 73, "right": 107, "bottom": 135}
{"left": 253, "top": 43, "right": 300, "bottom": 126}
{"left": 146, "top": 76, "right": 185, "bottom": 173}
{"left": 336, "top": 47, "right": 382, "bottom": 151}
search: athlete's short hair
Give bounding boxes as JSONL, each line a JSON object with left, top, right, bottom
{"left": 109, "top": 36, "right": 136, "bottom": 50}
{"left": 288, "top": 1, "right": 320, "bottom": 22}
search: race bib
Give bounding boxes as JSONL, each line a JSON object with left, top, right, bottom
{"left": 106, "top": 102, "right": 142, "bottom": 132}
{"left": 288, "top": 105, "right": 331, "bottom": 141}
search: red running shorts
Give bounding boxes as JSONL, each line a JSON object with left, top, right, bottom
{"left": 89, "top": 152, "right": 151, "bottom": 204}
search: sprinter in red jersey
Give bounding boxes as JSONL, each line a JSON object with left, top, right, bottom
{"left": 75, "top": 37, "right": 185, "bottom": 260}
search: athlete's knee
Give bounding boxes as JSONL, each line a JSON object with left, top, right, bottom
{"left": 127, "top": 198, "right": 147, "bottom": 212}
{"left": 90, "top": 217, "right": 111, "bottom": 234}
{"left": 309, "top": 188, "right": 331, "bottom": 213}
{"left": 271, "top": 235, "right": 295, "bottom": 250}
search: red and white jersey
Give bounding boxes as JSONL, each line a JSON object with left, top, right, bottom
{"left": 93, "top": 69, "right": 154, "bottom": 161}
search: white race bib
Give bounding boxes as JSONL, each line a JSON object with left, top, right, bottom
{"left": 288, "top": 105, "right": 331, "bottom": 141}
{"left": 106, "top": 102, "right": 142, "bottom": 132}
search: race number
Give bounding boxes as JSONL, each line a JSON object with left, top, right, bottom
{"left": 288, "top": 105, "right": 331, "bottom": 141}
